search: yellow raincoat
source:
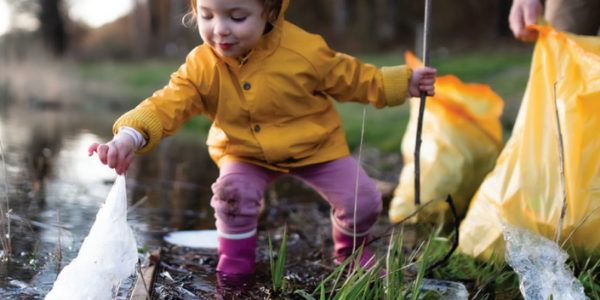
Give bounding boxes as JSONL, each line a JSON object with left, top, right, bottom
{"left": 113, "top": 0, "right": 412, "bottom": 172}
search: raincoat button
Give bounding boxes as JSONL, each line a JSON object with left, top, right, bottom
{"left": 243, "top": 83, "right": 251, "bottom": 90}
{"left": 254, "top": 125, "right": 260, "bottom": 132}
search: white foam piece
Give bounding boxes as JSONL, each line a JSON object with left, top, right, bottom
{"left": 164, "top": 230, "right": 219, "bottom": 249}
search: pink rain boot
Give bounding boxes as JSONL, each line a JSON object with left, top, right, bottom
{"left": 217, "top": 235, "right": 256, "bottom": 274}
{"left": 332, "top": 226, "right": 380, "bottom": 271}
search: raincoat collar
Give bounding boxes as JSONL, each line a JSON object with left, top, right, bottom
{"left": 213, "top": 0, "right": 290, "bottom": 68}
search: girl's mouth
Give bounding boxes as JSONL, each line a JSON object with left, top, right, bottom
{"left": 218, "top": 43, "right": 233, "bottom": 50}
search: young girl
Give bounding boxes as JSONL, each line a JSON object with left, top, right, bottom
{"left": 89, "top": 0, "right": 436, "bottom": 276}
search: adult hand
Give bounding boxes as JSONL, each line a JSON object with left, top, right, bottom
{"left": 509, "top": 0, "right": 543, "bottom": 42}
{"left": 88, "top": 132, "right": 136, "bottom": 175}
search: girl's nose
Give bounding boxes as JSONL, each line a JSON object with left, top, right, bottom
{"left": 214, "top": 20, "right": 231, "bottom": 36}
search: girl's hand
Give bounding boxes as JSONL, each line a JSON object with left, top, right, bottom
{"left": 408, "top": 67, "right": 437, "bottom": 97}
{"left": 88, "top": 132, "right": 137, "bottom": 175}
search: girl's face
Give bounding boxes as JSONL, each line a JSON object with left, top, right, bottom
{"left": 197, "top": 0, "right": 267, "bottom": 58}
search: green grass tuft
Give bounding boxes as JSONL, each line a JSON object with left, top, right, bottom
{"left": 268, "top": 226, "right": 288, "bottom": 294}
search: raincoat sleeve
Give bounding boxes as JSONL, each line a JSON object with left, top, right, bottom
{"left": 113, "top": 47, "right": 211, "bottom": 154}
{"left": 312, "top": 38, "right": 412, "bottom": 108}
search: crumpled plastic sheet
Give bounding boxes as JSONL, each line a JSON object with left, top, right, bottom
{"left": 46, "top": 175, "right": 138, "bottom": 300}
{"left": 420, "top": 279, "right": 468, "bottom": 300}
{"left": 503, "top": 222, "right": 589, "bottom": 300}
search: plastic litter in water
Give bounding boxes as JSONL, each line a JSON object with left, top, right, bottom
{"left": 164, "top": 230, "right": 219, "bottom": 249}
{"left": 419, "top": 279, "right": 469, "bottom": 300}
{"left": 503, "top": 222, "right": 589, "bottom": 300}
{"left": 45, "top": 175, "right": 138, "bottom": 300}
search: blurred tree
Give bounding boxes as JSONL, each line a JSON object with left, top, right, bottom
{"left": 39, "top": 0, "right": 68, "bottom": 55}
{"left": 33, "top": 0, "right": 520, "bottom": 61}
{"left": 8, "top": 0, "right": 69, "bottom": 56}
{"left": 332, "top": 0, "right": 347, "bottom": 33}
{"left": 131, "top": 0, "right": 151, "bottom": 59}
{"left": 496, "top": 0, "right": 512, "bottom": 37}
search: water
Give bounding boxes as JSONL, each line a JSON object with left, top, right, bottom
{"left": 0, "top": 99, "right": 220, "bottom": 299}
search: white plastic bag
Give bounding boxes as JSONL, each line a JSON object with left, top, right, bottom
{"left": 419, "top": 279, "right": 469, "bottom": 300}
{"left": 46, "top": 175, "right": 138, "bottom": 300}
{"left": 503, "top": 222, "right": 588, "bottom": 300}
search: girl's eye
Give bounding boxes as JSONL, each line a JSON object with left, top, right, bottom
{"left": 200, "top": 14, "right": 213, "bottom": 20}
{"left": 231, "top": 16, "right": 247, "bottom": 22}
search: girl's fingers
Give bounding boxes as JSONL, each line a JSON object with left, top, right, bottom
{"left": 420, "top": 78, "right": 436, "bottom": 85}
{"left": 122, "top": 152, "right": 136, "bottom": 175}
{"left": 116, "top": 148, "right": 127, "bottom": 175}
{"left": 88, "top": 143, "right": 100, "bottom": 156}
{"left": 106, "top": 146, "right": 118, "bottom": 169}
{"left": 97, "top": 144, "right": 109, "bottom": 165}
{"left": 422, "top": 67, "right": 437, "bottom": 75}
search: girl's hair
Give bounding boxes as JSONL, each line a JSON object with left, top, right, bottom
{"left": 184, "top": 0, "right": 282, "bottom": 26}
{"left": 261, "top": 0, "right": 282, "bottom": 25}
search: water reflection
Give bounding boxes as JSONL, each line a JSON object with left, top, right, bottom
{"left": 0, "top": 101, "right": 220, "bottom": 299}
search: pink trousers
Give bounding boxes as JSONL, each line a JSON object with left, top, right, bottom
{"left": 210, "top": 156, "right": 382, "bottom": 236}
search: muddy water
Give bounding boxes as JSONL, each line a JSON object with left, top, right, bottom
{"left": 0, "top": 98, "right": 224, "bottom": 299}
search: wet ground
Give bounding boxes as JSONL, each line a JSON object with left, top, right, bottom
{"left": 151, "top": 201, "right": 408, "bottom": 300}
{"left": 0, "top": 95, "right": 408, "bottom": 299}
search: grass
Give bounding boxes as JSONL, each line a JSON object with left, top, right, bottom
{"left": 0, "top": 135, "right": 11, "bottom": 257}
{"left": 269, "top": 226, "right": 288, "bottom": 293}
{"left": 266, "top": 221, "right": 600, "bottom": 299}
{"left": 76, "top": 60, "right": 184, "bottom": 106}
{"left": 277, "top": 222, "right": 484, "bottom": 299}
{"left": 76, "top": 50, "right": 533, "bottom": 152}
{"left": 77, "top": 60, "right": 182, "bottom": 94}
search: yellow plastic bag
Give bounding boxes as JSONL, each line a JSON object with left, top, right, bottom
{"left": 388, "top": 52, "right": 504, "bottom": 224}
{"left": 458, "top": 23, "right": 600, "bottom": 262}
